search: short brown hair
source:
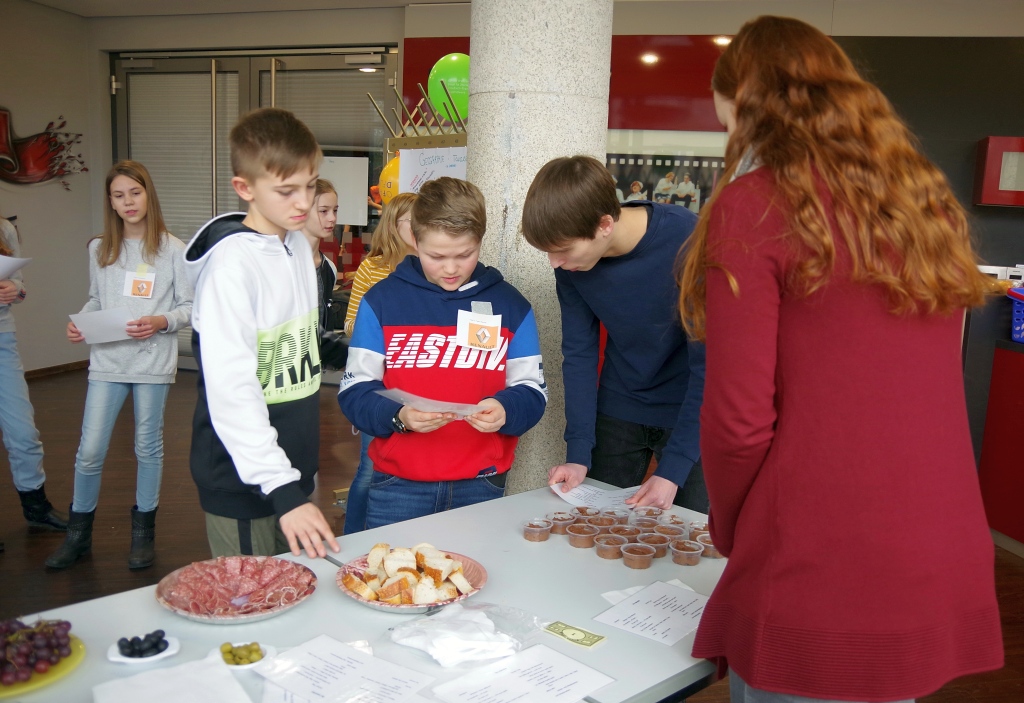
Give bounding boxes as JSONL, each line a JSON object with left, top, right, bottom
{"left": 521, "top": 155, "right": 621, "bottom": 249}
{"left": 411, "top": 177, "right": 486, "bottom": 242}
{"left": 230, "top": 108, "right": 321, "bottom": 181}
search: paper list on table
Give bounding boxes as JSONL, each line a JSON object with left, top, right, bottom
{"left": 592, "top": 581, "right": 709, "bottom": 646}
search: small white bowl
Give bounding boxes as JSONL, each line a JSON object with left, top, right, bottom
{"left": 207, "top": 642, "right": 277, "bottom": 670}
{"left": 107, "top": 636, "right": 180, "bottom": 664}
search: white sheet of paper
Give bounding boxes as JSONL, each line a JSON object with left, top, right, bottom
{"left": 0, "top": 255, "right": 30, "bottom": 280}
{"left": 399, "top": 147, "right": 468, "bottom": 194}
{"left": 432, "top": 644, "right": 613, "bottom": 703}
{"left": 601, "top": 578, "right": 695, "bottom": 605}
{"left": 69, "top": 307, "right": 134, "bottom": 344}
{"left": 549, "top": 482, "right": 639, "bottom": 508}
{"left": 263, "top": 681, "right": 311, "bottom": 703}
{"left": 93, "top": 659, "right": 251, "bottom": 703}
{"left": 253, "top": 634, "right": 434, "bottom": 703}
{"left": 376, "top": 388, "right": 486, "bottom": 418}
{"left": 593, "top": 581, "right": 709, "bottom": 646}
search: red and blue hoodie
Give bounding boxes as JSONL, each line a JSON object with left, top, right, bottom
{"left": 338, "top": 257, "right": 547, "bottom": 481}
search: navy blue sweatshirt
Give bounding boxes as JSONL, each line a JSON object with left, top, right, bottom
{"left": 556, "top": 202, "right": 705, "bottom": 486}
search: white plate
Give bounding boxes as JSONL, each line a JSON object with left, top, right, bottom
{"left": 206, "top": 643, "right": 277, "bottom": 671}
{"left": 106, "top": 636, "right": 180, "bottom": 664}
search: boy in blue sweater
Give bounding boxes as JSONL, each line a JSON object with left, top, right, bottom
{"left": 521, "top": 155, "right": 706, "bottom": 511}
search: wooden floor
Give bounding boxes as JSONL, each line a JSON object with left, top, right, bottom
{"left": 1, "top": 368, "right": 1022, "bottom": 702}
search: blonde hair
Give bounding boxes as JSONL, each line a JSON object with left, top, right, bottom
{"left": 371, "top": 193, "right": 417, "bottom": 270}
{"left": 230, "top": 108, "right": 321, "bottom": 181}
{"left": 411, "top": 178, "right": 486, "bottom": 242}
{"left": 99, "top": 160, "right": 168, "bottom": 268}
{"left": 677, "top": 15, "right": 991, "bottom": 340}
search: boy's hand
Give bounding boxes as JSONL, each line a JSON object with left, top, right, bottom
{"left": 399, "top": 406, "right": 456, "bottom": 433}
{"left": 465, "top": 398, "right": 505, "bottom": 433}
{"left": 0, "top": 280, "right": 19, "bottom": 304}
{"left": 625, "top": 475, "right": 677, "bottom": 510}
{"left": 126, "top": 315, "right": 168, "bottom": 340}
{"left": 67, "top": 321, "right": 85, "bottom": 344}
{"left": 548, "top": 463, "right": 587, "bottom": 492}
{"left": 279, "top": 503, "right": 341, "bottom": 559}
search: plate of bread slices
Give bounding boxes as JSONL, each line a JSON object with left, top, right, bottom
{"left": 336, "top": 542, "right": 486, "bottom": 613}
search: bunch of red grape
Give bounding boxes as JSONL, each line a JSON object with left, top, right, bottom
{"left": 0, "top": 619, "right": 73, "bottom": 686}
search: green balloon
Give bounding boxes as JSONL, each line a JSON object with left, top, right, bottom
{"left": 428, "top": 53, "right": 470, "bottom": 122}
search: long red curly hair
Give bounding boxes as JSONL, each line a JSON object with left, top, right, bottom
{"left": 677, "top": 16, "right": 991, "bottom": 340}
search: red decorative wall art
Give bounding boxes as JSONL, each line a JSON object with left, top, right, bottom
{"left": 0, "top": 108, "right": 87, "bottom": 191}
{"left": 973, "top": 136, "right": 1024, "bottom": 207}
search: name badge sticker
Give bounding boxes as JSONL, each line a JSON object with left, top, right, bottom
{"left": 456, "top": 308, "right": 501, "bottom": 350}
{"left": 123, "top": 270, "right": 155, "bottom": 298}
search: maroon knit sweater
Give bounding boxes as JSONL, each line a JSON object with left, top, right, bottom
{"left": 691, "top": 167, "right": 1004, "bottom": 701}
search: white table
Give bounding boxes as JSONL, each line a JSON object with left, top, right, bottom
{"left": 20, "top": 482, "right": 726, "bottom": 703}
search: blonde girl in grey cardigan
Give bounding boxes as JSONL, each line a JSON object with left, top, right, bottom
{"left": 47, "top": 161, "right": 193, "bottom": 570}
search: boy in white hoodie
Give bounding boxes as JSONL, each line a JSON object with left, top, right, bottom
{"left": 184, "top": 108, "right": 340, "bottom": 559}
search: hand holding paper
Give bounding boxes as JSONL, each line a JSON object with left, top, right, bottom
{"left": 68, "top": 307, "right": 134, "bottom": 344}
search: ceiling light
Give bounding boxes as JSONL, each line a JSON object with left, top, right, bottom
{"left": 641, "top": 53, "right": 659, "bottom": 65}
{"left": 359, "top": 67, "right": 376, "bottom": 73}
{"left": 713, "top": 36, "right": 732, "bottom": 47}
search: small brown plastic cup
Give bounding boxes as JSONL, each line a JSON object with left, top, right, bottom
{"left": 653, "top": 524, "right": 686, "bottom": 540}
{"left": 523, "top": 518, "right": 553, "bottom": 542}
{"left": 621, "top": 543, "right": 656, "bottom": 569}
{"left": 634, "top": 506, "right": 663, "bottom": 519}
{"left": 571, "top": 506, "right": 601, "bottom": 523}
{"left": 547, "top": 511, "right": 575, "bottom": 535}
{"left": 689, "top": 521, "right": 709, "bottom": 541}
{"left": 697, "top": 533, "right": 723, "bottom": 559}
{"left": 637, "top": 532, "right": 670, "bottom": 557}
{"left": 658, "top": 513, "right": 689, "bottom": 527}
{"left": 566, "top": 523, "right": 599, "bottom": 548}
{"left": 634, "top": 517, "right": 659, "bottom": 533}
{"left": 594, "top": 534, "right": 628, "bottom": 559}
{"left": 601, "top": 507, "right": 630, "bottom": 525}
{"left": 585, "top": 515, "right": 616, "bottom": 534}
{"left": 670, "top": 539, "right": 703, "bottom": 566}
{"left": 608, "top": 524, "right": 641, "bottom": 542}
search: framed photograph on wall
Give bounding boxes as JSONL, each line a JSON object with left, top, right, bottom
{"left": 974, "top": 136, "right": 1024, "bottom": 207}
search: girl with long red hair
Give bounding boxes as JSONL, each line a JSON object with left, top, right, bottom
{"left": 678, "top": 16, "right": 1003, "bottom": 703}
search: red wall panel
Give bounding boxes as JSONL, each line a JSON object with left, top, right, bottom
{"left": 403, "top": 35, "right": 726, "bottom": 133}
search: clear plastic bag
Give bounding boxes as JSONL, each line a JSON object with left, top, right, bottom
{"left": 389, "top": 601, "right": 545, "bottom": 667}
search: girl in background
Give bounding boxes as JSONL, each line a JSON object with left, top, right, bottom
{"left": 678, "top": 16, "right": 1002, "bottom": 702}
{"left": 341, "top": 192, "right": 416, "bottom": 534}
{"left": 0, "top": 210, "right": 66, "bottom": 548}
{"left": 48, "top": 161, "right": 193, "bottom": 571}
{"left": 299, "top": 178, "right": 346, "bottom": 369}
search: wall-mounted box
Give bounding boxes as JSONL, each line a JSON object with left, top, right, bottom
{"left": 974, "top": 136, "right": 1024, "bottom": 206}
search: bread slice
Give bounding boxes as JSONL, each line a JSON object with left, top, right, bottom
{"left": 413, "top": 543, "right": 443, "bottom": 568}
{"left": 377, "top": 573, "right": 414, "bottom": 602}
{"left": 342, "top": 572, "right": 377, "bottom": 601}
{"left": 367, "top": 543, "right": 390, "bottom": 572}
{"left": 379, "top": 591, "right": 402, "bottom": 605}
{"left": 364, "top": 570, "right": 382, "bottom": 593}
{"left": 412, "top": 579, "right": 439, "bottom": 605}
{"left": 400, "top": 584, "right": 415, "bottom": 605}
{"left": 421, "top": 555, "right": 454, "bottom": 587}
{"left": 437, "top": 580, "right": 459, "bottom": 601}
{"left": 384, "top": 549, "right": 417, "bottom": 578}
{"left": 448, "top": 562, "right": 474, "bottom": 595}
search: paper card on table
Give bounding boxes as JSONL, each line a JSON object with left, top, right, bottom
{"left": 0, "top": 255, "right": 30, "bottom": 280}
{"left": 593, "top": 581, "right": 708, "bottom": 646}
{"left": 69, "top": 307, "right": 134, "bottom": 344}
{"left": 263, "top": 681, "right": 311, "bottom": 703}
{"left": 432, "top": 644, "right": 613, "bottom": 703}
{"left": 253, "top": 634, "right": 434, "bottom": 703}
{"left": 549, "top": 482, "right": 639, "bottom": 508}
{"left": 376, "top": 388, "right": 486, "bottom": 418}
{"left": 601, "top": 579, "right": 695, "bottom": 605}
{"left": 94, "top": 659, "right": 251, "bottom": 703}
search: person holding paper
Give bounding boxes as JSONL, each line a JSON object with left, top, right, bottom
{"left": 338, "top": 178, "right": 547, "bottom": 528}
{"left": 521, "top": 155, "right": 706, "bottom": 512}
{"left": 341, "top": 192, "right": 417, "bottom": 535}
{"left": 47, "top": 161, "right": 193, "bottom": 570}
{"left": 678, "top": 17, "right": 1003, "bottom": 702}
{"left": 0, "top": 211, "right": 67, "bottom": 551}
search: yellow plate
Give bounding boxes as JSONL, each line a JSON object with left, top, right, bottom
{"left": 0, "top": 634, "right": 86, "bottom": 699}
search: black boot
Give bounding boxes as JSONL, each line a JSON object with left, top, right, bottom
{"left": 128, "top": 505, "right": 157, "bottom": 570}
{"left": 44, "top": 507, "right": 93, "bottom": 569}
{"left": 18, "top": 485, "right": 68, "bottom": 531}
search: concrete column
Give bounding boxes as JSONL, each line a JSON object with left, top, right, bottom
{"left": 467, "top": 0, "right": 613, "bottom": 494}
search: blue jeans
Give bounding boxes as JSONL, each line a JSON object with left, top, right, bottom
{"left": 365, "top": 469, "right": 507, "bottom": 529}
{"left": 0, "top": 332, "right": 45, "bottom": 492}
{"left": 72, "top": 380, "right": 170, "bottom": 513}
{"left": 343, "top": 431, "right": 374, "bottom": 534}
{"left": 729, "top": 672, "right": 913, "bottom": 703}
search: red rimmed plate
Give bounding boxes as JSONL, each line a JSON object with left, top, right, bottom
{"left": 156, "top": 556, "right": 316, "bottom": 624}
{"left": 336, "top": 551, "right": 486, "bottom": 613}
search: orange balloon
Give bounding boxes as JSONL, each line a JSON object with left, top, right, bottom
{"left": 379, "top": 155, "right": 400, "bottom": 205}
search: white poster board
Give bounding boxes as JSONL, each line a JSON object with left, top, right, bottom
{"left": 398, "top": 147, "right": 468, "bottom": 194}
{"left": 319, "top": 156, "right": 369, "bottom": 227}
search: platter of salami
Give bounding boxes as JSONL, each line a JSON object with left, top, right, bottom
{"left": 156, "top": 556, "right": 317, "bottom": 624}
{"left": 336, "top": 542, "right": 486, "bottom": 614}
